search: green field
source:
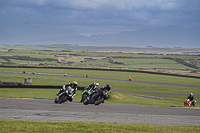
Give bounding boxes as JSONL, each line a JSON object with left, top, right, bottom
{"left": 0, "top": 67, "right": 199, "bottom": 107}
{"left": 1, "top": 120, "right": 200, "bottom": 133}
{"left": 0, "top": 67, "right": 199, "bottom": 133}
{"left": 75, "top": 58, "right": 191, "bottom": 69}
{"left": 0, "top": 48, "right": 199, "bottom": 71}
{"left": 9, "top": 59, "right": 60, "bottom": 65}
{"left": 0, "top": 46, "right": 200, "bottom": 132}
{"left": 0, "top": 67, "right": 199, "bottom": 85}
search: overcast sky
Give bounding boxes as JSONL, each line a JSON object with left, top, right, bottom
{"left": 0, "top": 0, "right": 200, "bottom": 36}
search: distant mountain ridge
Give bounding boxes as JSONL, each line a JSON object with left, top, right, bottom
{"left": 1, "top": 25, "right": 200, "bottom": 48}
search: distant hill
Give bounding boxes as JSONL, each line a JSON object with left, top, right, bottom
{"left": 1, "top": 25, "right": 200, "bottom": 48}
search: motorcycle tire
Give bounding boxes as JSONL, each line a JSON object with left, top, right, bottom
{"left": 54, "top": 98, "right": 58, "bottom": 103}
{"left": 94, "top": 95, "right": 104, "bottom": 105}
{"left": 58, "top": 95, "right": 68, "bottom": 104}
{"left": 82, "top": 95, "right": 88, "bottom": 105}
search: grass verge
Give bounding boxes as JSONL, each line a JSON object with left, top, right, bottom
{"left": 0, "top": 120, "right": 200, "bottom": 133}
{"left": 0, "top": 88, "right": 199, "bottom": 107}
{"left": 0, "top": 67, "right": 199, "bottom": 107}
{"left": 0, "top": 67, "right": 200, "bottom": 85}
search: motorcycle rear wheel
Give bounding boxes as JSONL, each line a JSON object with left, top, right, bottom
{"left": 54, "top": 98, "right": 58, "bottom": 103}
{"left": 94, "top": 96, "right": 104, "bottom": 105}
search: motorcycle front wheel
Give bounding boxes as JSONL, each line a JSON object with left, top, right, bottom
{"left": 58, "top": 95, "right": 68, "bottom": 104}
{"left": 54, "top": 98, "right": 58, "bottom": 103}
{"left": 82, "top": 95, "right": 88, "bottom": 105}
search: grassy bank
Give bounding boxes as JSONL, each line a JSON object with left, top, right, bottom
{"left": 1, "top": 120, "right": 199, "bottom": 133}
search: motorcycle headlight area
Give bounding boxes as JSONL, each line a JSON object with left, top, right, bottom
{"left": 103, "top": 91, "right": 109, "bottom": 97}
{"left": 88, "top": 91, "right": 91, "bottom": 94}
{"left": 68, "top": 89, "right": 72, "bottom": 94}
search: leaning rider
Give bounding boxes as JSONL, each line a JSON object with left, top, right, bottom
{"left": 100, "top": 84, "right": 111, "bottom": 91}
{"left": 186, "top": 93, "right": 195, "bottom": 106}
{"left": 86, "top": 82, "right": 98, "bottom": 97}
{"left": 95, "top": 83, "right": 100, "bottom": 92}
{"left": 80, "top": 82, "right": 97, "bottom": 102}
{"left": 86, "top": 82, "right": 97, "bottom": 92}
{"left": 57, "top": 81, "right": 78, "bottom": 101}
{"left": 89, "top": 82, "right": 102, "bottom": 96}
{"left": 100, "top": 84, "right": 111, "bottom": 103}
{"left": 90, "top": 82, "right": 101, "bottom": 97}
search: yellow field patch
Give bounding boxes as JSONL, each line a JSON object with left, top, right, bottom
{"left": 0, "top": 49, "right": 9, "bottom": 52}
{"left": 56, "top": 55, "right": 104, "bottom": 63}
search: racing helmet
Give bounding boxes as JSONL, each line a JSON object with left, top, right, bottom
{"left": 189, "top": 93, "right": 193, "bottom": 96}
{"left": 96, "top": 83, "right": 99, "bottom": 87}
{"left": 92, "top": 82, "right": 96, "bottom": 86}
{"left": 72, "top": 81, "right": 78, "bottom": 86}
{"left": 106, "top": 84, "right": 111, "bottom": 91}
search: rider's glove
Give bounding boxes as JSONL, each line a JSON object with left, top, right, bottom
{"left": 72, "top": 94, "right": 76, "bottom": 98}
{"left": 63, "top": 85, "right": 66, "bottom": 90}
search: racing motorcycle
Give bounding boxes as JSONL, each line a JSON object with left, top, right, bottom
{"left": 184, "top": 99, "right": 196, "bottom": 106}
{"left": 54, "top": 86, "right": 73, "bottom": 104}
{"left": 81, "top": 88, "right": 110, "bottom": 105}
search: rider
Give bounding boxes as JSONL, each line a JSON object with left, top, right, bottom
{"left": 95, "top": 83, "right": 100, "bottom": 92}
{"left": 58, "top": 81, "right": 78, "bottom": 101}
{"left": 100, "top": 84, "right": 111, "bottom": 91}
{"left": 86, "top": 82, "right": 97, "bottom": 92}
{"left": 80, "top": 82, "right": 97, "bottom": 102}
{"left": 100, "top": 84, "right": 111, "bottom": 103}
{"left": 89, "top": 82, "right": 101, "bottom": 98}
{"left": 186, "top": 93, "right": 195, "bottom": 106}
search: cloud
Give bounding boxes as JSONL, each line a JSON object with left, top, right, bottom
{"left": 0, "top": 0, "right": 199, "bottom": 35}
{"left": 7, "top": 0, "right": 181, "bottom": 11}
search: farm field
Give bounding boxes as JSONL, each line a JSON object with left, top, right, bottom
{"left": 1, "top": 44, "right": 200, "bottom": 54}
{"left": 1, "top": 45, "right": 200, "bottom": 132}
{"left": 0, "top": 46, "right": 200, "bottom": 75}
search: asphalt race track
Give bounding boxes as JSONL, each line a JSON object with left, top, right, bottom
{"left": 0, "top": 97, "right": 200, "bottom": 126}
{"left": 0, "top": 71, "right": 200, "bottom": 126}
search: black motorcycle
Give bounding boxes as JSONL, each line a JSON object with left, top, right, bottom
{"left": 81, "top": 89, "right": 110, "bottom": 105}
{"left": 54, "top": 86, "right": 73, "bottom": 104}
